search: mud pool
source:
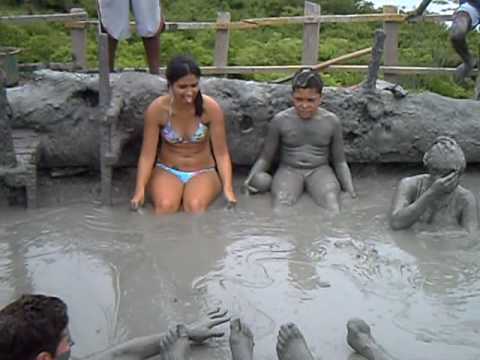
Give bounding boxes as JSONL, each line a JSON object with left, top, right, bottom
{"left": 1, "top": 166, "right": 480, "bottom": 360}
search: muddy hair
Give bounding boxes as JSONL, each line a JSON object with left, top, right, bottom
{"left": 423, "top": 136, "right": 466, "bottom": 174}
{"left": 165, "top": 55, "right": 204, "bottom": 117}
{"left": 0, "top": 294, "right": 69, "bottom": 360}
{"left": 291, "top": 68, "right": 324, "bottom": 95}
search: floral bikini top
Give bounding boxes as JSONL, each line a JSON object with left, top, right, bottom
{"left": 161, "top": 99, "right": 209, "bottom": 144}
{"left": 161, "top": 118, "right": 209, "bottom": 144}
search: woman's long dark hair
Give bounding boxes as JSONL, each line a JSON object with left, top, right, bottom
{"left": 166, "top": 55, "right": 204, "bottom": 117}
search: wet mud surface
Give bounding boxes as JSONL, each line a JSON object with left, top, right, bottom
{"left": 1, "top": 165, "right": 480, "bottom": 360}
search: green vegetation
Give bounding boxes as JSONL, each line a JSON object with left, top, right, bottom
{"left": 0, "top": 0, "right": 478, "bottom": 98}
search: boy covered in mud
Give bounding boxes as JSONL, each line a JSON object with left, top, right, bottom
{"left": 243, "top": 68, "right": 356, "bottom": 213}
{"left": 390, "top": 136, "right": 478, "bottom": 235}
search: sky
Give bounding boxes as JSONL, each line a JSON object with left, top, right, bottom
{"left": 370, "top": 0, "right": 456, "bottom": 13}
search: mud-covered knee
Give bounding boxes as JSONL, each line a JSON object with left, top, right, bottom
{"left": 321, "top": 191, "right": 340, "bottom": 213}
{"left": 274, "top": 192, "right": 297, "bottom": 206}
{"left": 250, "top": 172, "right": 272, "bottom": 193}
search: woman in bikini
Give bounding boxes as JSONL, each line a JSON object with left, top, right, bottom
{"left": 130, "top": 55, "right": 236, "bottom": 214}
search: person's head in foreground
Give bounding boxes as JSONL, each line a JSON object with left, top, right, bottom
{"left": 0, "top": 294, "right": 72, "bottom": 360}
{"left": 423, "top": 135, "right": 466, "bottom": 189}
{"left": 166, "top": 55, "right": 203, "bottom": 116}
{"left": 291, "top": 68, "right": 324, "bottom": 119}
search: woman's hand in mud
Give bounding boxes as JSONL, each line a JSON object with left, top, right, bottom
{"left": 186, "top": 307, "right": 231, "bottom": 344}
{"left": 130, "top": 190, "right": 145, "bottom": 210}
{"left": 223, "top": 187, "right": 237, "bottom": 209}
{"left": 429, "top": 171, "right": 459, "bottom": 196}
{"left": 349, "top": 190, "right": 358, "bottom": 199}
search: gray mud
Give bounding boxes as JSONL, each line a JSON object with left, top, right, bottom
{"left": 1, "top": 165, "right": 480, "bottom": 360}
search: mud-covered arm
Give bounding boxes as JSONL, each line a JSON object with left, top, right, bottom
{"left": 245, "top": 119, "right": 280, "bottom": 185}
{"left": 331, "top": 117, "right": 356, "bottom": 197}
{"left": 460, "top": 191, "right": 479, "bottom": 235}
{"left": 133, "top": 102, "right": 161, "bottom": 196}
{"left": 207, "top": 97, "right": 236, "bottom": 203}
{"left": 389, "top": 177, "right": 434, "bottom": 229}
{"left": 95, "top": 308, "right": 230, "bottom": 360}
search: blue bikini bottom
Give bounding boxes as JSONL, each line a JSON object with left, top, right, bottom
{"left": 156, "top": 163, "right": 216, "bottom": 184}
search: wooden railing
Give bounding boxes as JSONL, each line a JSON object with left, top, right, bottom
{"left": 0, "top": 2, "right": 464, "bottom": 77}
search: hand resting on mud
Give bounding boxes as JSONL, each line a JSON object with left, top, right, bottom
{"left": 186, "top": 307, "right": 231, "bottom": 344}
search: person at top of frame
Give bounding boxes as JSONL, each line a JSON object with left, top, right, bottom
{"left": 243, "top": 68, "right": 356, "bottom": 214}
{"left": 407, "top": 0, "right": 479, "bottom": 84}
{"left": 97, "top": 0, "right": 165, "bottom": 74}
{"left": 130, "top": 55, "right": 236, "bottom": 214}
{"left": 389, "top": 136, "right": 478, "bottom": 235}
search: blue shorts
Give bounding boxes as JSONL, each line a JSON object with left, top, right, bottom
{"left": 457, "top": 2, "right": 480, "bottom": 29}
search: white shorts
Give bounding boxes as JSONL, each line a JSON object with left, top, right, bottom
{"left": 456, "top": 2, "right": 480, "bottom": 29}
{"left": 98, "top": 0, "right": 162, "bottom": 40}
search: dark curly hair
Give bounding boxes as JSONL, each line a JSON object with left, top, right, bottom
{"left": 0, "top": 294, "right": 69, "bottom": 360}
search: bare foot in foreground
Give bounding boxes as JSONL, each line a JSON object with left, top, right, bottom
{"left": 347, "top": 318, "right": 398, "bottom": 360}
{"left": 276, "top": 323, "right": 315, "bottom": 360}
{"left": 229, "top": 318, "right": 254, "bottom": 360}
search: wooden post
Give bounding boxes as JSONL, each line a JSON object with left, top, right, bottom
{"left": 363, "top": 29, "right": 386, "bottom": 92}
{"left": 69, "top": 8, "right": 87, "bottom": 70}
{"left": 302, "top": 1, "right": 321, "bottom": 66}
{"left": 98, "top": 30, "right": 112, "bottom": 206}
{"left": 383, "top": 5, "right": 399, "bottom": 82}
{"left": 214, "top": 12, "right": 231, "bottom": 68}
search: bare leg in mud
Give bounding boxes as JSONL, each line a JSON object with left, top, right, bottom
{"left": 346, "top": 318, "right": 398, "bottom": 360}
{"left": 229, "top": 318, "right": 255, "bottom": 360}
{"left": 276, "top": 323, "right": 315, "bottom": 360}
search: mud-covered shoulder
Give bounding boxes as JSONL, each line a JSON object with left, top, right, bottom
{"left": 315, "top": 107, "right": 340, "bottom": 125}
{"left": 455, "top": 185, "right": 477, "bottom": 205}
{"left": 271, "top": 107, "right": 296, "bottom": 126}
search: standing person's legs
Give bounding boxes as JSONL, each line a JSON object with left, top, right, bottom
{"left": 132, "top": 0, "right": 163, "bottom": 74}
{"left": 450, "top": 3, "right": 479, "bottom": 82}
{"left": 98, "top": 0, "right": 131, "bottom": 72}
{"left": 271, "top": 166, "right": 304, "bottom": 207}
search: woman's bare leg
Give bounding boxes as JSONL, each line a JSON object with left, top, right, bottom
{"left": 150, "top": 168, "right": 184, "bottom": 214}
{"left": 183, "top": 171, "right": 222, "bottom": 214}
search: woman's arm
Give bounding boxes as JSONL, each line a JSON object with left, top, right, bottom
{"left": 206, "top": 96, "right": 236, "bottom": 203}
{"left": 131, "top": 100, "right": 162, "bottom": 208}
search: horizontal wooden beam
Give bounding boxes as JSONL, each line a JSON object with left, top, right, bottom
{"left": 18, "top": 63, "right": 475, "bottom": 76}
{"left": 0, "top": 12, "right": 87, "bottom": 25}
{"left": 77, "top": 13, "right": 453, "bottom": 31}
